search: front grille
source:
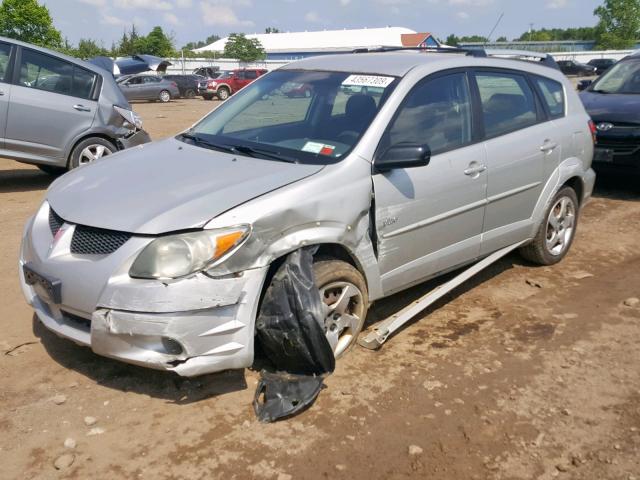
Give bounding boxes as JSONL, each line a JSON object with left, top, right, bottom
{"left": 48, "top": 208, "right": 64, "bottom": 236}
{"left": 70, "top": 225, "right": 132, "bottom": 255}
{"left": 597, "top": 142, "right": 640, "bottom": 156}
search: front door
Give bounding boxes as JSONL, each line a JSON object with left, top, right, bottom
{"left": 373, "top": 71, "right": 488, "bottom": 295}
{"left": 4, "top": 47, "right": 98, "bottom": 165}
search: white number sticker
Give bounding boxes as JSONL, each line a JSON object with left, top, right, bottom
{"left": 342, "top": 75, "right": 394, "bottom": 88}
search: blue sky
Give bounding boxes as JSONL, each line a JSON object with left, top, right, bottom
{"left": 47, "top": 0, "right": 604, "bottom": 48}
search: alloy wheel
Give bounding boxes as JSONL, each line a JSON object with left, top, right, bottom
{"left": 545, "top": 196, "right": 576, "bottom": 256}
{"left": 78, "top": 144, "right": 113, "bottom": 166}
{"left": 319, "top": 281, "right": 364, "bottom": 357}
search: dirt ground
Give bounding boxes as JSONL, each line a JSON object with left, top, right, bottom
{"left": 1, "top": 97, "right": 639, "bottom": 480}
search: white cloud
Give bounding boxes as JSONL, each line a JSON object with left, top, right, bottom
{"left": 78, "top": 0, "right": 107, "bottom": 6}
{"left": 339, "top": 0, "right": 351, "bottom": 5}
{"left": 100, "top": 12, "right": 128, "bottom": 26}
{"left": 546, "top": 0, "right": 568, "bottom": 8}
{"left": 305, "top": 10, "right": 321, "bottom": 23}
{"left": 164, "top": 12, "right": 182, "bottom": 25}
{"left": 456, "top": 11, "right": 470, "bottom": 19}
{"left": 113, "top": 0, "right": 172, "bottom": 10}
{"left": 200, "top": 1, "right": 254, "bottom": 27}
{"left": 175, "top": 0, "right": 193, "bottom": 6}
{"left": 447, "top": 0, "right": 494, "bottom": 5}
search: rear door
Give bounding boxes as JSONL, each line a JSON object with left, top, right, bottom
{"left": 4, "top": 47, "right": 98, "bottom": 165}
{"left": 373, "top": 71, "right": 488, "bottom": 295}
{"left": 472, "top": 69, "right": 552, "bottom": 254}
{"left": 0, "top": 41, "right": 15, "bottom": 150}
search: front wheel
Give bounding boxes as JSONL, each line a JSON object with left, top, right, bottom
{"left": 159, "top": 90, "right": 171, "bottom": 103}
{"left": 519, "top": 186, "right": 579, "bottom": 265}
{"left": 216, "top": 87, "right": 230, "bottom": 101}
{"left": 184, "top": 88, "right": 196, "bottom": 99}
{"left": 202, "top": 93, "right": 214, "bottom": 101}
{"left": 314, "top": 260, "right": 369, "bottom": 358}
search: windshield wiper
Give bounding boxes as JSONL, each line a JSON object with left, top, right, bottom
{"left": 179, "top": 132, "right": 235, "bottom": 153}
{"left": 228, "top": 144, "right": 299, "bottom": 163}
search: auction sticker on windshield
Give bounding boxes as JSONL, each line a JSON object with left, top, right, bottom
{"left": 302, "top": 141, "right": 336, "bottom": 155}
{"left": 342, "top": 75, "right": 394, "bottom": 88}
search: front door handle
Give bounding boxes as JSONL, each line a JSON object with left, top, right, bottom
{"left": 73, "top": 104, "right": 91, "bottom": 112}
{"left": 540, "top": 140, "right": 558, "bottom": 153}
{"left": 464, "top": 163, "right": 487, "bottom": 176}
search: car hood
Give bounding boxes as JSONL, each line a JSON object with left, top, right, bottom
{"left": 580, "top": 90, "right": 640, "bottom": 123}
{"left": 47, "top": 138, "right": 324, "bottom": 234}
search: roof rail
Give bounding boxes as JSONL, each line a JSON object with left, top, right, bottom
{"left": 352, "top": 46, "right": 487, "bottom": 57}
{"left": 352, "top": 46, "right": 559, "bottom": 69}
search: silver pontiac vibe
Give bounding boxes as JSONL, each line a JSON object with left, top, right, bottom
{"left": 20, "top": 51, "right": 595, "bottom": 376}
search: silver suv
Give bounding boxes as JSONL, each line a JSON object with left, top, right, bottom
{"left": 0, "top": 37, "right": 150, "bottom": 174}
{"left": 20, "top": 49, "right": 595, "bottom": 376}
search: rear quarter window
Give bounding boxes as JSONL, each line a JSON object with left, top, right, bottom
{"left": 534, "top": 76, "right": 565, "bottom": 119}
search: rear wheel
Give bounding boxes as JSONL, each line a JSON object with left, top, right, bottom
{"left": 519, "top": 186, "right": 579, "bottom": 265}
{"left": 314, "top": 260, "right": 368, "bottom": 358}
{"left": 184, "top": 88, "right": 196, "bottom": 99}
{"left": 159, "top": 90, "right": 171, "bottom": 103}
{"left": 68, "top": 137, "right": 115, "bottom": 170}
{"left": 216, "top": 87, "right": 230, "bottom": 101}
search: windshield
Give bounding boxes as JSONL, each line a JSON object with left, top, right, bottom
{"left": 591, "top": 60, "right": 640, "bottom": 94}
{"left": 184, "top": 69, "right": 398, "bottom": 164}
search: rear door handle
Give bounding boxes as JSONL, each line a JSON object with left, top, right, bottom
{"left": 73, "top": 104, "right": 91, "bottom": 112}
{"left": 540, "top": 140, "right": 558, "bottom": 153}
{"left": 464, "top": 164, "right": 487, "bottom": 176}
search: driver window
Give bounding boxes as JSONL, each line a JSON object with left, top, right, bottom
{"left": 223, "top": 83, "right": 313, "bottom": 133}
{"left": 382, "top": 72, "right": 472, "bottom": 156}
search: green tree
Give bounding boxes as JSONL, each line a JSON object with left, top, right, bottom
{"left": 223, "top": 33, "right": 266, "bottom": 61}
{"left": 594, "top": 0, "right": 640, "bottom": 49}
{"left": 495, "top": 36, "right": 508, "bottom": 42}
{"left": 265, "top": 27, "right": 280, "bottom": 33}
{"left": 444, "top": 34, "right": 459, "bottom": 46}
{"left": 0, "top": 0, "right": 62, "bottom": 48}
{"left": 74, "top": 39, "right": 110, "bottom": 59}
{"left": 139, "top": 26, "right": 174, "bottom": 57}
{"left": 183, "top": 34, "right": 220, "bottom": 51}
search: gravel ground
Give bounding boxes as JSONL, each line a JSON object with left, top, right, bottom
{"left": 1, "top": 97, "right": 639, "bottom": 480}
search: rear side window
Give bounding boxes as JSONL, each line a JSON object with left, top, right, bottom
{"left": 0, "top": 42, "right": 11, "bottom": 83}
{"left": 245, "top": 70, "right": 258, "bottom": 80}
{"left": 475, "top": 72, "right": 538, "bottom": 138}
{"left": 19, "top": 49, "right": 97, "bottom": 99}
{"left": 535, "top": 76, "right": 565, "bottom": 119}
{"left": 380, "top": 72, "right": 472, "bottom": 156}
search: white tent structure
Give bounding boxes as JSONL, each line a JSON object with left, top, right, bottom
{"left": 195, "top": 27, "right": 418, "bottom": 59}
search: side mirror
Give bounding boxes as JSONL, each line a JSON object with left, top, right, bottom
{"left": 375, "top": 143, "right": 431, "bottom": 173}
{"left": 577, "top": 80, "right": 592, "bottom": 91}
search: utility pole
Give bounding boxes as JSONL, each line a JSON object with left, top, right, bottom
{"left": 529, "top": 23, "right": 534, "bottom": 42}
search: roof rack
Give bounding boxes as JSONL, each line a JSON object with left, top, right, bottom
{"left": 352, "top": 46, "right": 560, "bottom": 70}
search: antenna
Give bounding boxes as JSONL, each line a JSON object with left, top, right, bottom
{"left": 485, "top": 12, "right": 504, "bottom": 44}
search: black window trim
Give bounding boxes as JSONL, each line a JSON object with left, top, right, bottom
{"left": 12, "top": 46, "right": 101, "bottom": 101}
{"left": 470, "top": 67, "right": 546, "bottom": 141}
{"left": 374, "top": 67, "right": 481, "bottom": 163}
{"left": 0, "top": 40, "right": 16, "bottom": 84}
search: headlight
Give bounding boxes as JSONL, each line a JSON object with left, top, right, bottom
{"left": 129, "top": 226, "right": 250, "bottom": 279}
{"left": 114, "top": 106, "right": 143, "bottom": 130}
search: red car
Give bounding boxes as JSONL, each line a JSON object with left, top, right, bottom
{"left": 200, "top": 68, "right": 268, "bottom": 101}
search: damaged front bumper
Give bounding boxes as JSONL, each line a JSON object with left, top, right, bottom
{"left": 116, "top": 128, "right": 151, "bottom": 150}
{"left": 20, "top": 205, "right": 268, "bottom": 377}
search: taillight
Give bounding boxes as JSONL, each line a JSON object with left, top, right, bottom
{"left": 588, "top": 120, "right": 597, "bottom": 143}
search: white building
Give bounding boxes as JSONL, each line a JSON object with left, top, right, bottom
{"left": 195, "top": 27, "right": 440, "bottom": 60}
